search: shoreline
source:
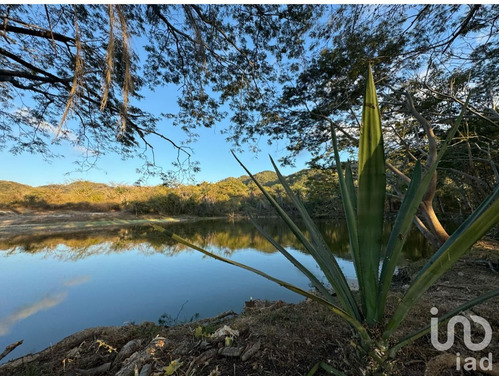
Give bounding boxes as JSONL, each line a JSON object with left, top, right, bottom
{"left": 0, "top": 240, "right": 497, "bottom": 375}
{"left": 0, "top": 210, "right": 233, "bottom": 238}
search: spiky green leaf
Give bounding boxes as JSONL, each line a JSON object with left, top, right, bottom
{"left": 268, "top": 156, "right": 361, "bottom": 319}
{"left": 383, "top": 192, "right": 499, "bottom": 339}
{"left": 167, "top": 231, "right": 371, "bottom": 342}
{"left": 378, "top": 162, "right": 422, "bottom": 318}
{"left": 356, "top": 64, "right": 386, "bottom": 324}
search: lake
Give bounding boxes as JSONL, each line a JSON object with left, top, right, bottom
{"left": 0, "top": 218, "right": 432, "bottom": 362}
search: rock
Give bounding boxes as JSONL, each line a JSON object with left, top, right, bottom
{"left": 116, "top": 339, "right": 143, "bottom": 363}
{"left": 241, "top": 340, "right": 261, "bottom": 361}
{"left": 139, "top": 363, "right": 152, "bottom": 376}
{"left": 218, "top": 347, "right": 243, "bottom": 357}
{"left": 212, "top": 325, "right": 239, "bottom": 340}
{"left": 75, "top": 362, "right": 111, "bottom": 375}
{"left": 116, "top": 336, "right": 168, "bottom": 376}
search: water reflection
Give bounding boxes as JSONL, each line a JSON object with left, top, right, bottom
{"left": 0, "top": 218, "right": 433, "bottom": 362}
{"left": 0, "top": 218, "right": 433, "bottom": 261}
{"left": 0, "top": 292, "right": 67, "bottom": 336}
{"left": 63, "top": 275, "right": 92, "bottom": 287}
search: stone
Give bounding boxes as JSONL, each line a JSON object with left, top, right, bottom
{"left": 218, "top": 347, "right": 243, "bottom": 357}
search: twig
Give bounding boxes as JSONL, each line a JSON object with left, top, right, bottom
{"left": 0, "top": 340, "right": 23, "bottom": 362}
{"left": 214, "top": 310, "right": 237, "bottom": 320}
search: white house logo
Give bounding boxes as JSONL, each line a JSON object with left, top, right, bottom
{"left": 430, "top": 307, "right": 493, "bottom": 371}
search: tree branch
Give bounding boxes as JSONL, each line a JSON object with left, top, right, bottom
{"left": 442, "top": 5, "right": 480, "bottom": 53}
{"left": 190, "top": 5, "right": 255, "bottom": 67}
{"left": 0, "top": 69, "right": 72, "bottom": 84}
{"left": 0, "top": 46, "right": 66, "bottom": 83}
{"left": 423, "top": 82, "right": 498, "bottom": 126}
{"left": 3, "top": 23, "right": 75, "bottom": 43}
{"left": 0, "top": 340, "right": 23, "bottom": 362}
{"left": 387, "top": 162, "right": 411, "bottom": 184}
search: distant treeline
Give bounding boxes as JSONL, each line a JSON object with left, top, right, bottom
{"left": 0, "top": 167, "right": 469, "bottom": 218}
{"left": 0, "top": 170, "right": 344, "bottom": 217}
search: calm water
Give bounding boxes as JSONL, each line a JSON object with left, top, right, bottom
{"left": 0, "top": 218, "right": 432, "bottom": 362}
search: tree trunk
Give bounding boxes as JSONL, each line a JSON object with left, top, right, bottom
{"left": 399, "top": 89, "right": 451, "bottom": 249}
{"left": 419, "top": 201, "right": 449, "bottom": 246}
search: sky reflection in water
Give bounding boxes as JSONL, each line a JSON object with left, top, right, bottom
{"left": 0, "top": 219, "right": 431, "bottom": 362}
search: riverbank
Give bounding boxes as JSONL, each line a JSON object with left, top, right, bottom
{"left": 0, "top": 210, "right": 230, "bottom": 238}
{"left": 0, "top": 241, "right": 497, "bottom": 376}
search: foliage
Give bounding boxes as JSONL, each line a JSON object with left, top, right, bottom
{"left": 0, "top": 168, "right": 344, "bottom": 217}
{"left": 2, "top": 4, "right": 497, "bottom": 247}
{"left": 0, "top": 4, "right": 318, "bottom": 178}
{"left": 169, "top": 66, "right": 499, "bottom": 373}
{"left": 2, "top": 6, "right": 496, "bottom": 181}
{"left": 245, "top": 4, "right": 498, "bottom": 249}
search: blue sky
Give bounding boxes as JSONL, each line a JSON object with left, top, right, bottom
{"left": 0, "top": 102, "right": 311, "bottom": 187}
{"left": 1, "top": 31, "right": 312, "bottom": 187}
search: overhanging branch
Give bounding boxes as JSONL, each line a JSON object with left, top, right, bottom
{"left": 3, "top": 23, "right": 75, "bottom": 43}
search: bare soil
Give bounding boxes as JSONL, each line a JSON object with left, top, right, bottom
{"left": 0, "top": 240, "right": 497, "bottom": 376}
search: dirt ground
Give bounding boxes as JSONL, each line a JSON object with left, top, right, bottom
{"left": 0, "top": 238, "right": 497, "bottom": 376}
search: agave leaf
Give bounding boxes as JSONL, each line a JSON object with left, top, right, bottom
{"left": 167, "top": 231, "right": 371, "bottom": 342}
{"left": 377, "top": 162, "right": 422, "bottom": 318}
{"left": 232, "top": 151, "right": 360, "bottom": 319}
{"left": 329, "top": 124, "right": 361, "bottom": 313}
{"left": 344, "top": 161, "right": 357, "bottom": 214}
{"left": 378, "top": 94, "right": 472, "bottom": 320}
{"left": 268, "top": 156, "right": 361, "bottom": 320}
{"left": 388, "top": 289, "right": 499, "bottom": 357}
{"left": 248, "top": 215, "right": 338, "bottom": 306}
{"left": 383, "top": 192, "right": 499, "bottom": 339}
{"left": 356, "top": 64, "right": 386, "bottom": 324}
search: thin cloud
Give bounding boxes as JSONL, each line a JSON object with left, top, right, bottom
{"left": 63, "top": 275, "right": 91, "bottom": 287}
{"left": 0, "top": 292, "right": 68, "bottom": 336}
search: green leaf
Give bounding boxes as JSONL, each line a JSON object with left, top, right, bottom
{"left": 268, "top": 156, "right": 360, "bottom": 320}
{"left": 378, "top": 94, "right": 472, "bottom": 320}
{"left": 356, "top": 64, "right": 386, "bottom": 324}
{"left": 249, "top": 214, "right": 338, "bottom": 307}
{"left": 167, "top": 231, "right": 372, "bottom": 343}
{"left": 329, "top": 125, "right": 361, "bottom": 316}
{"left": 383, "top": 192, "right": 499, "bottom": 339}
{"left": 232, "top": 151, "right": 361, "bottom": 319}
{"left": 378, "top": 162, "right": 422, "bottom": 318}
{"left": 163, "top": 358, "right": 183, "bottom": 375}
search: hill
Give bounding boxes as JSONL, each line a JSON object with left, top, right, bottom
{"left": 0, "top": 168, "right": 341, "bottom": 217}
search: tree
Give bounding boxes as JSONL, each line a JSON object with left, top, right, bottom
{"left": 1, "top": 5, "right": 497, "bottom": 248}
{"left": 227, "top": 4, "right": 498, "bottom": 248}
{"left": 0, "top": 4, "right": 318, "bottom": 179}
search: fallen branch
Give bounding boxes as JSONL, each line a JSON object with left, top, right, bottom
{"left": 0, "top": 340, "right": 23, "bottom": 362}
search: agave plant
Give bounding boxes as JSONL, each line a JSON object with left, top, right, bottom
{"left": 168, "top": 65, "right": 499, "bottom": 374}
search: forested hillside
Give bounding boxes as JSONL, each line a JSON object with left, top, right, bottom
{"left": 0, "top": 169, "right": 343, "bottom": 217}
{"left": 0, "top": 165, "right": 473, "bottom": 218}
